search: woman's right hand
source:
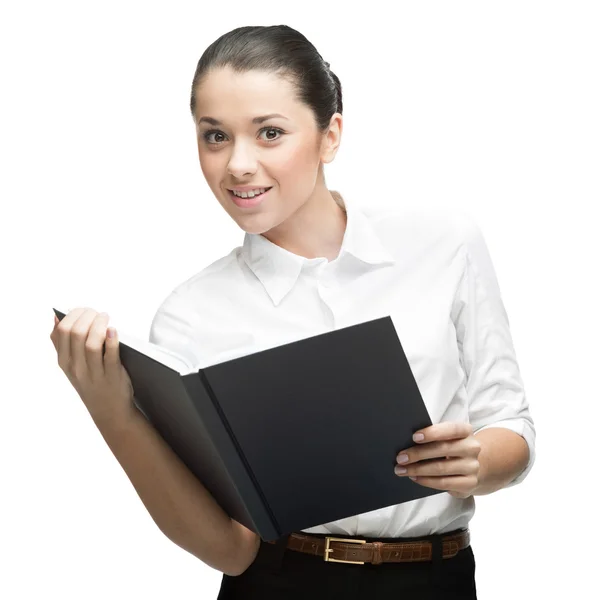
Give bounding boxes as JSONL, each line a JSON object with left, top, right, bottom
{"left": 50, "top": 307, "right": 137, "bottom": 429}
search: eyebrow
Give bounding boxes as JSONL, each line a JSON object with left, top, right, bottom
{"left": 197, "top": 113, "right": 289, "bottom": 126}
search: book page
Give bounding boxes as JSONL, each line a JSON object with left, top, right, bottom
{"left": 117, "top": 329, "right": 194, "bottom": 374}
{"left": 52, "top": 307, "right": 195, "bottom": 375}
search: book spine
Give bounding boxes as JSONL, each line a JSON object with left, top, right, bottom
{"left": 181, "top": 371, "right": 280, "bottom": 541}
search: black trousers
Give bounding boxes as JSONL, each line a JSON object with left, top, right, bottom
{"left": 217, "top": 529, "right": 477, "bottom": 599}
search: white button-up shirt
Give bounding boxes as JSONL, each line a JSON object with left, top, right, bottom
{"left": 149, "top": 191, "right": 536, "bottom": 538}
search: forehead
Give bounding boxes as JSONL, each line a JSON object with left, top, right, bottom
{"left": 194, "top": 67, "right": 307, "bottom": 124}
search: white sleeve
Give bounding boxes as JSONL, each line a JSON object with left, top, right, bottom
{"left": 452, "top": 213, "right": 536, "bottom": 487}
{"left": 148, "top": 291, "right": 200, "bottom": 374}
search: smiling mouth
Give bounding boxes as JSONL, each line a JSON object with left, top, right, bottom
{"left": 228, "top": 187, "right": 273, "bottom": 198}
{"left": 227, "top": 186, "right": 273, "bottom": 207}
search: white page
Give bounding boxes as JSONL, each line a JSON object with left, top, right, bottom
{"left": 53, "top": 307, "right": 194, "bottom": 375}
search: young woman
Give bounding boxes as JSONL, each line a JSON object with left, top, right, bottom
{"left": 50, "top": 24, "right": 535, "bottom": 599}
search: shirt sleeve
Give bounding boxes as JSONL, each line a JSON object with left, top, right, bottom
{"left": 452, "top": 212, "right": 536, "bottom": 487}
{"left": 148, "top": 290, "right": 200, "bottom": 372}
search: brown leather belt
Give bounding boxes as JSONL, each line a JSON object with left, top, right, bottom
{"left": 267, "top": 528, "right": 469, "bottom": 565}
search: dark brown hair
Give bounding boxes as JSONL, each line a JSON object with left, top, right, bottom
{"left": 189, "top": 25, "right": 342, "bottom": 132}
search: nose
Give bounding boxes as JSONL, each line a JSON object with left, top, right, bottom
{"left": 227, "top": 140, "right": 258, "bottom": 179}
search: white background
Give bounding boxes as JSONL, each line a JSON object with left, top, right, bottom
{"left": 2, "top": 1, "right": 598, "bottom": 597}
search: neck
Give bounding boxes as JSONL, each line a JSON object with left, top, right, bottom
{"left": 262, "top": 188, "right": 347, "bottom": 261}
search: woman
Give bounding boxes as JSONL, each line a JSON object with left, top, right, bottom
{"left": 50, "top": 24, "right": 535, "bottom": 599}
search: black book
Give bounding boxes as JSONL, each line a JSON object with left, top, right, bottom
{"left": 53, "top": 309, "right": 442, "bottom": 541}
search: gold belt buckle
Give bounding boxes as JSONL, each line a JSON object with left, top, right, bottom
{"left": 324, "top": 537, "right": 367, "bottom": 564}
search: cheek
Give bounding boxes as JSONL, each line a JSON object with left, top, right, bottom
{"left": 273, "top": 142, "right": 319, "bottom": 181}
{"left": 198, "top": 152, "right": 221, "bottom": 183}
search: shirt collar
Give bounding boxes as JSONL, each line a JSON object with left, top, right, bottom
{"left": 241, "top": 191, "right": 396, "bottom": 306}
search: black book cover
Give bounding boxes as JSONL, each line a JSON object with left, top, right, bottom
{"left": 53, "top": 310, "right": 442, "bottom": 541}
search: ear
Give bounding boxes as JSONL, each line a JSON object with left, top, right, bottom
{"left": 320, "top": 113, "right": 343, "bottom": 164}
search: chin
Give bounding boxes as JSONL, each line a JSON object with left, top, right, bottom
{"left": 231, "top": 212, "right": 282, "bottom": 236}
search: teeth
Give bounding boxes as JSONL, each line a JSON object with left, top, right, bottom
{"left": 231, "top": 187, "right": 267, "bottom": 198}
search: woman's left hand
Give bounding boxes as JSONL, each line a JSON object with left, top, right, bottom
{"left": 394, "top": 422, "right": 482, "bottom": 499}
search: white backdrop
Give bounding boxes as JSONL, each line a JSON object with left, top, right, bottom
{"left": 2, "top": 1, "right": 598, "bottom": 597}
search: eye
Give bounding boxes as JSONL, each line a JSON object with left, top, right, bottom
{"left": 258, "top": 127, "right": 284, "bottom": 142}
{"left": 202, "top": 127, "right": 285, "bottom": 146}
{"left": 203, "top": 130, "right": 227, "bottom": 145}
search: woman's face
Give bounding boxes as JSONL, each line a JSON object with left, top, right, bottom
{"left": 193, "top": 67, "right": 339, "bottom": 235}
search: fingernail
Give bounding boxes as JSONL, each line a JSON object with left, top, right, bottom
{"left": 395, "top": 467, "right": 407, "bottom": 475}
{"left": 413, "top": 433, "right": 425, "bottom": 442}
{"left": 409, "top": 476, "right": 418, "bottom": 481}
{"left": 397, "top": 454, "right": 409, "bottom": 464}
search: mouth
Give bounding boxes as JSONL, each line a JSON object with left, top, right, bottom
{"left": 227, "top": 186, "right": 273, "bottom": 208}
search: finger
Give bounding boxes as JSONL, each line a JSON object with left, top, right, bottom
{"left": 395, "top": 457, "right": 479, "bottom": 478}
{"left": 50, "top": 312, "right": 62, "bottom": 340}
{"left": 55, "top": 307, "right": 87, "bottom": 371}
{"left": 412, "top": 422, "right": 473, "bottom": 444}
{"left": 50, "top": 315, "right": 59, "bottom": 350}
{"left": 397, "top": 439, "right": 475, "bottom": 464}
{"left": 103, "top": 323, "right": 121, "bottom": 382}
{"left": 86, "top": 313, "right": 110, "bottom": 381}
{"left": 448, "top": 490, "right": 472, "bottom": 499}
{"left": 405, "top": 474, "right": 478, "bottom": 493}
{"left": 70, "top": 308, "right": 100, "bottom": 381}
